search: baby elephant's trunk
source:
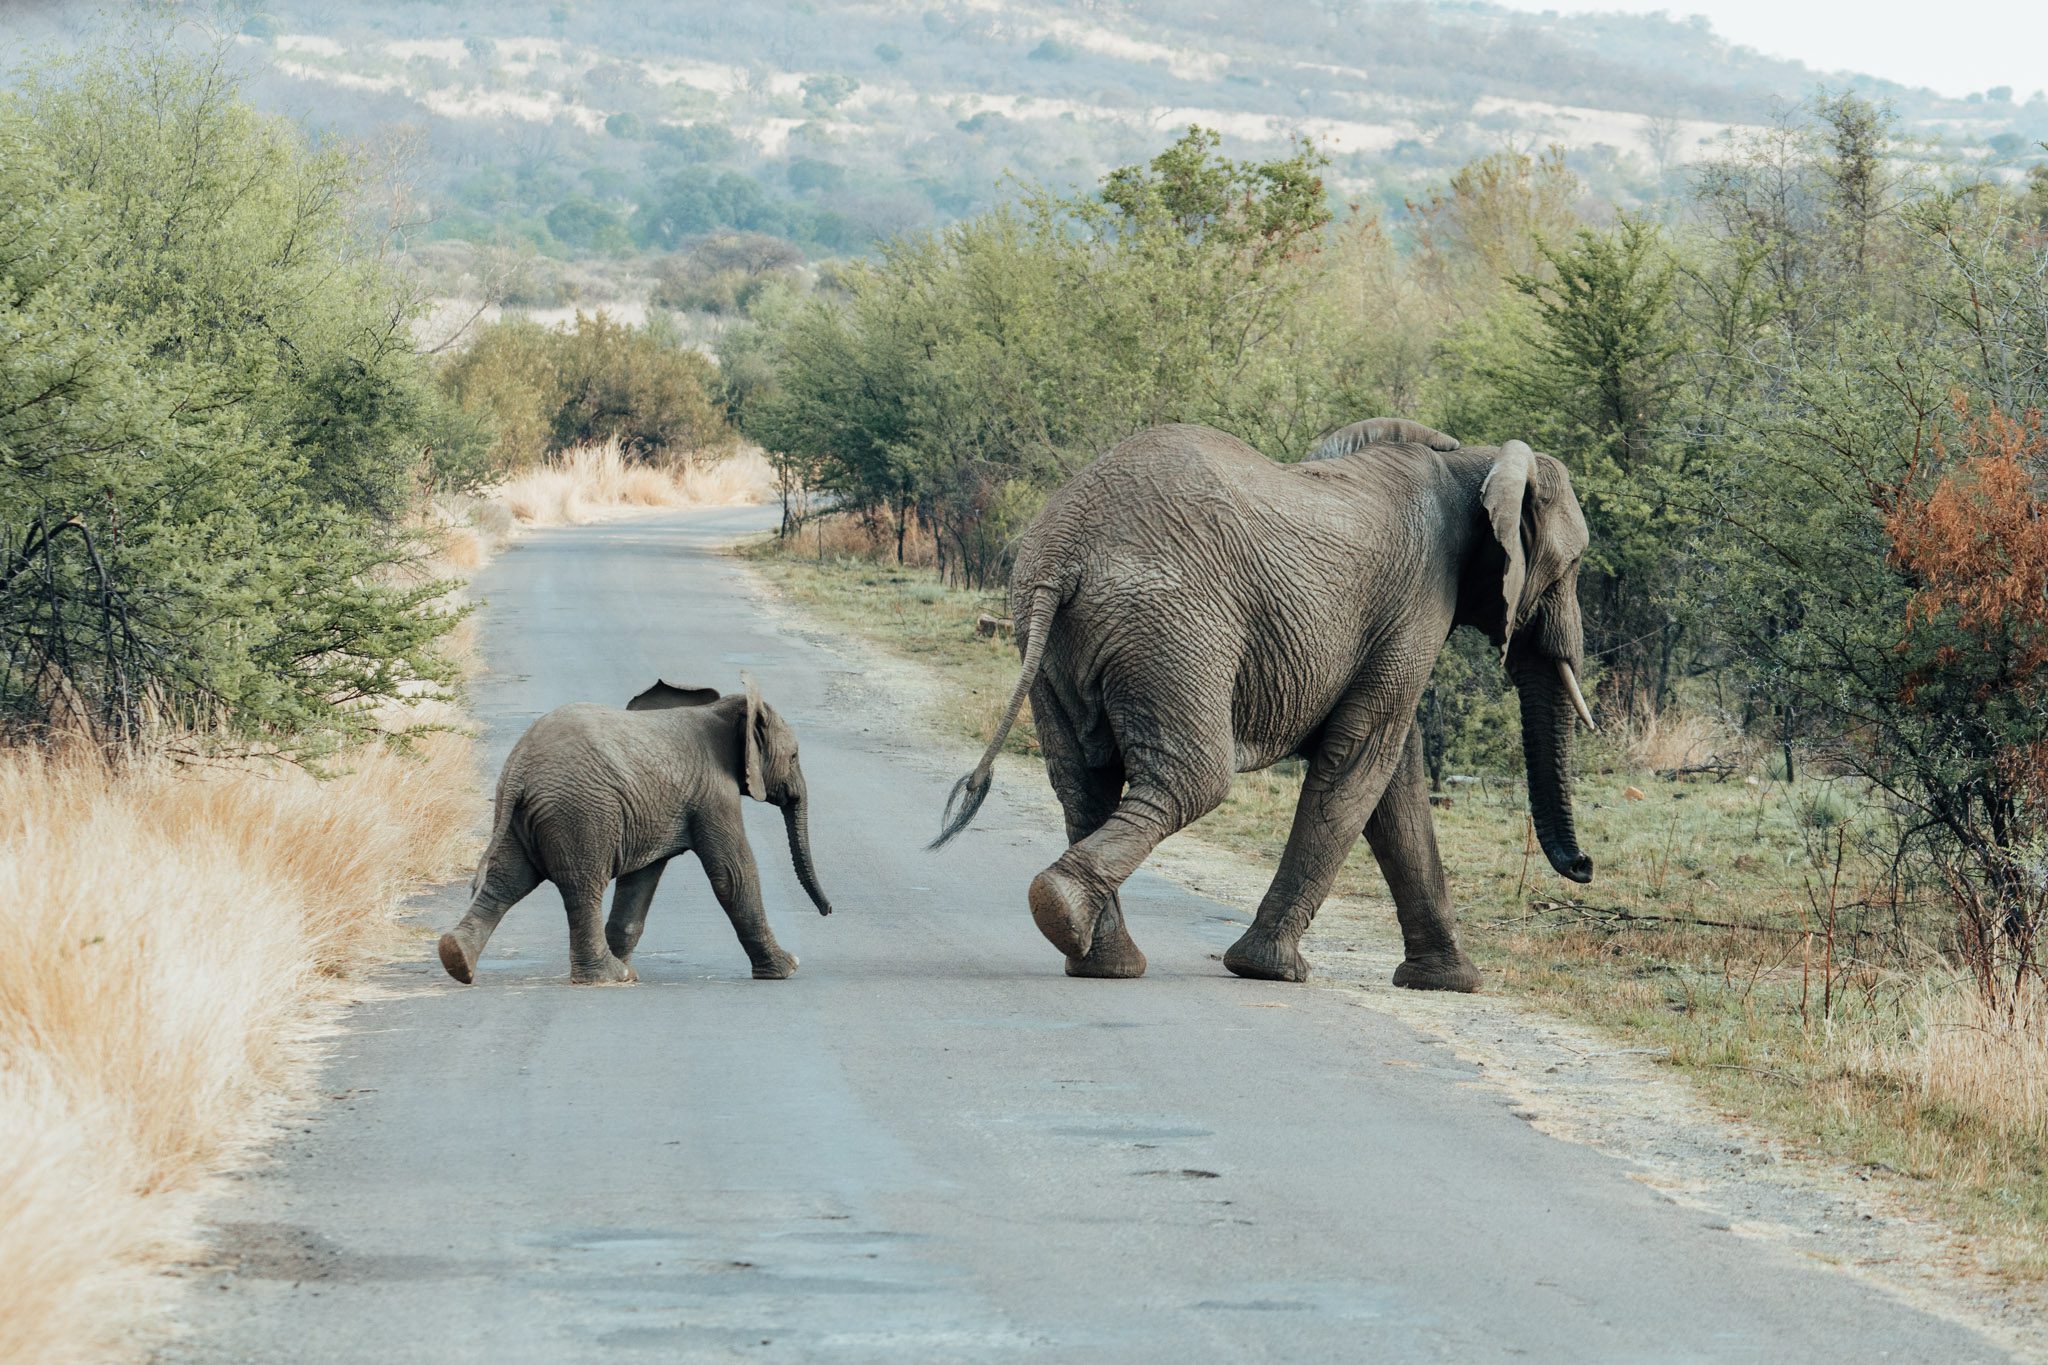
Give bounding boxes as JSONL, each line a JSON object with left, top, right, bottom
{"left": 782, "top": 791, "right": 834, "bottom": 915}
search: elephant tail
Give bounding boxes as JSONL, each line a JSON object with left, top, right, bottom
{"left": 929, "top": 581, "right": 1060, "bottom": 850}
{"left": 469, "top": 775, "right": 523, "bottom": 897}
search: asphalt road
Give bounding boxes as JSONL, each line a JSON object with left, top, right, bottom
{"left": 168, "top": 505, "right": 2002, "bottom": 1363}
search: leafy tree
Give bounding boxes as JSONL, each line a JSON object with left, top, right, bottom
{"left": 0, "top": 44, "right": 458, "bottom": 752}
{"left": 1479, "top": 218, "right": 1687, "bottom": 709}
{"left": 441, "top": 313, "right": 731, "bottom": 467}
{"left": 787, "top": 158, "right": 845, "bottom": 195}
{"left": 735, "top": 127, "right": 1346, "bottom": 582}
{"left": 634, "top": 169, "right": 789, "bottom": 248}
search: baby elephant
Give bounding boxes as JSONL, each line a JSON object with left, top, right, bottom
{"left": 438, "top": 677, "right": 835, "bottom": 985}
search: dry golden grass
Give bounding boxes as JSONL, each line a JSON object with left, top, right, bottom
{"left": 1893, "top": 976, "right": 2048, "bottom": 1148}
{"left": 1620, "top": 702, "right": 1745, "bottom": 773}
{"left": 0, "top": 730, "right": 476, "bottom": 1362}
{"left": 495, "top": 439, "right": 773, "bottom": 528}
{"left": 0, "top": 428, "right": 776, "bottom": 1356}
{"left": 783, "top": 508, "right": 941, "bottom": 567}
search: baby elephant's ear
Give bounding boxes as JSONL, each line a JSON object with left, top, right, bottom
{"left": 627, "top": 680, "right": 722, "bottom": 711}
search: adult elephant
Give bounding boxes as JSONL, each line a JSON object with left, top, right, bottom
{"left": 931, "top": 417, "right": 1596, "bottom": 991}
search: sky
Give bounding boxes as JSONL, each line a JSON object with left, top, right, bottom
{"left": 1497, "top": 1, "right": 2048, "bottom": 101}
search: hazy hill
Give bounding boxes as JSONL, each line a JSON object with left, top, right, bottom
{"left": 10, "top": 1, "right": 2047, "bottom": 268}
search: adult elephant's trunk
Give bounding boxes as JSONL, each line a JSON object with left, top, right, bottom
{"left": 781, "top": 792, "right": 835, "bottom": 915}
{"left": 1512, "top": 656, "right": 1594, "bottom": 884}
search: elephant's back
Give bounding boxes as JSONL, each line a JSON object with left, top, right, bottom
{"left": 499, "top": 704, "right": 647, "bottom": 798}
{"left": 1014, "top": 424, "right": 1412, "bottom": 768}
{"left": 1015, "top": 426, "right": 1298, "bottom": 581}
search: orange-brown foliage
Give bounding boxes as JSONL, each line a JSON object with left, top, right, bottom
{"left": 1886, "top": 398, "right": 2048, "bottom": 789}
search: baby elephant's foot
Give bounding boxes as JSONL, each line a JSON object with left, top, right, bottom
{"left": 437, "top": 933, "right": 475, "bottom": 985}
{"left": 751, "top": 948, "right": 799, "bottom": 980}
{"left": 570, "top": 954, "right": 638, "bottom": 985}
{"left": 1223, "top": 927, "right": 1309, "bottom": 983}
{"left": 1392, "top": 951, "right": 1482, "bottom": 993}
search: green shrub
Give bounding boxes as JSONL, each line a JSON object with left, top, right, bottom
{"left": 441, "top": 313, "right": 732, "bottom": 470}
{"left": 0, "top": 45, "right": 458, "bottom": 752}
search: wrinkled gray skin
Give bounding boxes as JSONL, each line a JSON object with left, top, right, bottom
{"left": 933, "top": 417, "right": 1594, "bottom": 992}
{"left": 438, "top": 678, "right": 835, "bottom": 986}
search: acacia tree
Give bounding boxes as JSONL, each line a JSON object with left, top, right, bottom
{"left": 0, "top": 45, "right": 461, "bottom": 753}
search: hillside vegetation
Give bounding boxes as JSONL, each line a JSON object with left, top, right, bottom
{"left": 13, "top": 1, "right": 2044, "bottom": 281}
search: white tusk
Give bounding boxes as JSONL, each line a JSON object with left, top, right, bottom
{"left": 1558, "top": 661, "right": 1597, "bottom": 732}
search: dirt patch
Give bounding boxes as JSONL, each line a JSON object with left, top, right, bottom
{"left": 740, "top": 554, "right": 2048, "bottom": 1362}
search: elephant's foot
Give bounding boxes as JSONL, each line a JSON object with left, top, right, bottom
{"left": 1392, "top": 951, "right": 1482, "bottom": 993}
{"left": 1223, "top": 927, "right": 1310, "bottom": 983}
{"left": 437, "top": 932, "right": 475, "bottom": 985}
{"left": 1064, "top": 919, "right": 1147, "bottom": 978}
{"left": 570, "top": 954, "right": 638, "bottom": 985}
{"left": 1028, "top": 865, "right": 1099, "bottom": 960}
{"left": 751, "top": 948, "right": 799, "bottom": 980}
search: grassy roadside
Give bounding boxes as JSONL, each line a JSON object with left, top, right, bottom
{"left": 0, "top": 728, "right": 477, "bottom": 1363}
{"left": 741, "top": 539, "right": 2048, "bottom": 1277}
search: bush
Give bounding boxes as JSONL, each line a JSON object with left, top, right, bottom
{"left": 650, "top": 121, "right": 739, "bottom": 163}
{"left": 0, "top": 45, "right": 458, "bottom": 753}
{"left": 441, "top": 313, "right": 732, "bottom": 470}
{"left": 649, "top": 232, "right": 805, "bottom": 314}
{"left": 544, "top": 194, "right": 631, "bottom": 252}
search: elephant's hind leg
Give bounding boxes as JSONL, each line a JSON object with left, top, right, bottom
{"left": 561, "top": 877, "right": 637, "bottom": 984}
{"left": 1030, "top": 700, "right": 1233, "bottom": 967}
{"left": 439, "top": 841, "right": 542, "bottom": 984}
{"left": 605, "top": 858, "right": 669, "bottom": 964}
{"left": 1034, "top": 684, "right": 1145, "bottom": 979}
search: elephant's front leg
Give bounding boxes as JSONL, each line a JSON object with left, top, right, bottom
{"left": 1225, "top": 699, "right": 1412, "bottom": 983}
{"left": 604, "top": 858, "right": 669, "bottom": 965}
{"left": 561, "top": 878, "right": 638, "bottom": 984}
{"left": 696, "top": 818, "right": 798, "bottom": 979}
{"left": 1369, "top": 724, "right": 1481, "bottom": 993}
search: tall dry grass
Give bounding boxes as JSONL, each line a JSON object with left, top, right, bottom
{"left": 0, "top": 731, "right": 475, "bottom": 1362}
{"left": 494, "top": 439, "right": 773, "bottom": 529}
{"left": 1620, "top": 703, "right": 1744, "bottom": 773}
{"left": 1893, "top": 976, "right": 2048, "bottom": 1147}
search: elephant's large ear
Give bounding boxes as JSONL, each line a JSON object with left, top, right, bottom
{"left": 740, "top": 674, "right": 767, "bottom": 800}
{"left": 627, "top": 680, "right": 721, "bottom": 711}
{"left": 1480, "top": 440, "right": 1536, "bottom": 651}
